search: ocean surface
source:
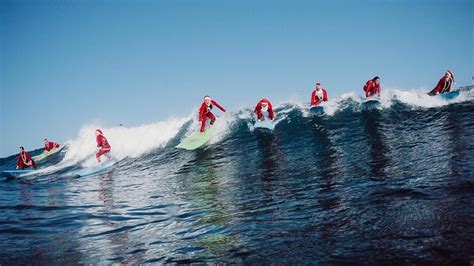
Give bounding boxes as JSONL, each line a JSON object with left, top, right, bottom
{"left": 1, "top": 89, "right": 473, "bottom": 264}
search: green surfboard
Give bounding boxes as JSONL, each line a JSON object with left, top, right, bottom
{"left": 32, "top": 146, "right": 63, "bottom": 162}
{"left": 176, "top": 127, "right": 215, "bottom": 150}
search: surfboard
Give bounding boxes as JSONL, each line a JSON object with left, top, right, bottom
{"left": 361, "top": 97, "right": 382, "bottom": 110}
{"left": 176, "top": 127, "right": 215, "bottom": 150}
{"left": 72, "top": 161, "right": 115, "bottom": 178}
{"left": 32, "top": 146, "right": 63, "bottom": 162}
{"left": 2, "top": 169, "right": 35, "bottom": 179}
{"left": 254, "top": 119, "right": 275, "bottom": 132}
{"left": 438, "top": 91, "right": 459, "bottom": 100}
{"left": 309, "top": 105, "right": 325, "bottom": 116}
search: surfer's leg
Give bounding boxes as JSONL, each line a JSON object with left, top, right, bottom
{"left": 96, "top": 149, "right": 106, "bottom": 162}
{"left": 209, "top": 112, "right": 216, "bottom": 125}
{"left": 200, "top": 118, "right": 207, "bottom": 132}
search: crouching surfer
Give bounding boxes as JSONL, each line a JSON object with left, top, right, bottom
{"left": 364, "top": 76, "right": 381, "bottom": 98}
{"left": 43, "top": 138, "right": 61, "bottom": 153}
{"left": 199, "top": 95, "right": 226, "bottom": 133}
{"left": 254, "top": 98, "right": 275, "bottom": 121}
{"left": 310, "top": 82, "right": 328, "bottom": 106}
{"left": 16, "top": 146, "right": 37, "bottom": 170}
{"left": 95, "top": 129, "right": 111, "bottom": 163}
{"left": 428, "top": 70, "right": 454, "bottom": 96}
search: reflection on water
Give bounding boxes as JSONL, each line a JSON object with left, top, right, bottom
{"left": 98, "top": 171, "right": 144, "bottom": 264}
{"left": 362, "top": 113, "right": 390, "bottom": 181}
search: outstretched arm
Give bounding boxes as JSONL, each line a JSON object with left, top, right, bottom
{"left": 211, "top": 100, "right": 226, "bottom": 112}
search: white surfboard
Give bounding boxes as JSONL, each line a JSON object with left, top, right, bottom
{"left": 254, "top": 119, "right": 275, "bottom": 132}
{"left": 361, "top": 97, "right": 382, "bottom": 110}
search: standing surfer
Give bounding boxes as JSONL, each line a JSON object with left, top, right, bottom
{"left": 428, "top": 70, "right": 455, "bottom": 96}
{"left": 95, "top": 129, "right": 111, "bottom": 163}
{"left": 16, "top": 146, "right": 37, "bottom": 170}
{"left": 310, "top": 82, "right": 329, "bottom": 106}
{"left": 364, "top": 76, "right": 381, "bottom": 98}
{"left": 254, "top": 98, "right": 275, "bottom": 121}
{"left": 199, "top": 96, "right": 226, "bottom": 133}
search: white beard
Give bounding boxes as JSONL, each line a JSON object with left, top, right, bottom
{"left": 316, "top": 90, "right": 324, "bottom": 100}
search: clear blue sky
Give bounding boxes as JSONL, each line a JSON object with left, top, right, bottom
{"left": 1, "top": 0, "right": 472, "bottom": 157}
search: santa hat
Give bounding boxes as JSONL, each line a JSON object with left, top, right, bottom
{"left": 446, "top": 70, "right": 455, "bottom": 82}
{"left": 96, "top": 129, "right": 103, "bottom": 135}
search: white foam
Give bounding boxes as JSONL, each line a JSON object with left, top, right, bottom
{"left": 209, "top": 111, "right": 238, "bottom": 144}
{"left": 384, "top": 88, "right": 472, "bottom": 108}
{"left": 16, "top": 87, "right": 474, "bottom": 176}
{"left": 33, "top": 115, "right": 191, "bottom": 173}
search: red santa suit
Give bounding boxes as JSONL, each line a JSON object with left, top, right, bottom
{"left": 96, "top": 129, "right": 111, "bottom": 159}
{"left": 199, "top": 96, "right": 226, "bottom": 132}
{"left": 428, "top": 70, "right": 455, "bottom": 95}
{"left": 44, "top": 141, "right": 60, "bottom": 152}
{"left": 311, "top": 89, "right": 328, "bottom": 106}
{"left": 364, "top": 80, "right": 381, "bottom": 98}
{"left": 17, "top": 151, "right": 36, "bottom": 170}
{"left": 254, "top": 98, "right": 275, "bottom": 121}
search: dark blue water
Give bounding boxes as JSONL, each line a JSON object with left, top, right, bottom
{"left": 1, "top": 99, "right": 473, "bottom": 264}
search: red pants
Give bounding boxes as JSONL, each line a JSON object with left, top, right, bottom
{"left": 200, "top": 112, "right": 216, "bottom": 132}
{"left": 96, "top": 148, "right": 111, "bottom": 159}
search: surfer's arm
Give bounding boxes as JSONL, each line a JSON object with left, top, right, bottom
{"left": 211, "top": 100, "right": 226, "bottom": 112}
{"left": 310, "top": 91, "right": 316, "bottom": 106}
{"left": 254, "top": 105, "right": 262, "bottom": 120}
{"left": 24, "top": 153, "right": 33, "bottom": 165}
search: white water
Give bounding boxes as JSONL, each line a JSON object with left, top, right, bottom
{"left": 293, "top": 87, "right": 473, "bottom": 116}
{"left": 31, "top": 115, "right": 191, "bottom": 174}
{"left": 12, "top": 87, "right": 474, "bottom": 177}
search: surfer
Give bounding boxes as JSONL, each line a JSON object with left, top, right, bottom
{"left": 43, "top": 139, "right": 60, "bottom": 152}
{"left": 428, "top": 70, "right": 455, "bottom": 96}
{"left": 364, "top": 76, "right": 381, "bottom": 98}
{"left": 310, "top": 82, "right": 328, "bottom": 106}
{"left": 16, "top": 147, "right": 37, "bottom": 170}
{"left": 254, "top": 98, "right": 275, "bottom": 121}
{"left": 95, "top": 129, "right": 111, "bottom": 163}
{"left": 199, "top": 95, "right": 226, "bottom": 133}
